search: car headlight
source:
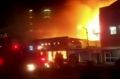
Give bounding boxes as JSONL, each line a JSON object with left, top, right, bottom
{"left": 26, "top": 63, "right": 36, "bottom": 72}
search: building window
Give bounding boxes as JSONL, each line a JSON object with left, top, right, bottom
{"left": 72, "top": 40, "right": 74, "bottom": 43}
{"left": 104, "top": 50, "right": 119, "bottom": 63}
{"left": 41, "top": 43, "right": 44, "bottom": 46}
{"left": 53, "top": 42, "right": 56, "bottom": 45}
{"left": 45, "top": 43, "right": 47, "bottom": 46}
{"left": 48, "top": 43, "right": 51, "bottom": 46}
{"left": 109, "top": 26, "right": 117, "bottom": 35}
{"left": 57, "top": 42, "right": 60, "bottom": 45}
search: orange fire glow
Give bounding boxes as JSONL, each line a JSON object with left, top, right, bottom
{"left": 75, "top": 0, "right": 116, "bottom": 41}
{"left": 77, "top": 10, "right": 100, "bottom": 41}
{"left": 34, "top": 0, "right": 116, "bottom": 42}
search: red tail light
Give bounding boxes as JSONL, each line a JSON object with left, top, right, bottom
{"left": 0, "top": 57, "right": 4, "bottom": 66}
{"left": 41, "top": 58, "right": 45, "bottom": 61}
{"left": 13, "top": 44, "right": 19, "bottom": 49}
{"left": 11, "top": 43, "right": 21, "bottom": 51}
{"left": 38, "top": 57, "right": 46, "bottom": 64}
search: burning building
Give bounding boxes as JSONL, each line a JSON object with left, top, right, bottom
{"left": 26, "top": 36, "right": 101, "bottom": 63}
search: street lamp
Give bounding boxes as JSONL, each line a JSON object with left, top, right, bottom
{"left": 77, "top": 25, "right": 89, "bottom": 48}
{"left": 82, "top": 27, "right": 89, "bottom": 48}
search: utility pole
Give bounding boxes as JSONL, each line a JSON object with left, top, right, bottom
{"left": 82, "top": 27, "right": 89, "bottom": 48}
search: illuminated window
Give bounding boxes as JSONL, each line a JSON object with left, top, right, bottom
{"left": 45, "top": 43, "right": 47, "bottom": 46}
{"left": 61, "top": 51, "right": 67, "bottom": 59}
{"left": 48, "top": 51, "right": 53, "bottom": 62}
{"left": 41, "top": 43, "right": 44, "bottom": 46}
{"left": 57, "top": 42, "right": 60, "bottom": 45}
{"left": 110, "top": 26, "right": 117, "bottom": 35}
{"left": 37, "top": 45, "right": 43, "bottom": 50}
{"left": 53, "top": 42, "right": 56, "bottom": 45}
{"left": 72, "top": 40, "right": 74, "bottom": 43}
{"left": 43, "top": 8, "right": 51, "bottom": 19}
{"left": 48, "top": 43, "right": 51, "bottom": 45}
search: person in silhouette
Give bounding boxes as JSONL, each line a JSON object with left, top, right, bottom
{"left": 55, "top": 52, "right": 63, "bottom": 67}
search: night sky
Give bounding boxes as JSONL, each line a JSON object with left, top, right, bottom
{"left": 0, "top": 0, "right": 65, "bottom": 28}
{"left": 0, "top": 0, "right": 115, "bottom": 29}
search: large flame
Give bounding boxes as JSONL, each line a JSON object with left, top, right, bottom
{"left": 76, "top": 0, "right": 116, "bottom": 41}
{"left": 77, "top": 10, "right": 100, "bottom": 41}
{"left": 34, "top": 0, "right": 116, "bottom": 41}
